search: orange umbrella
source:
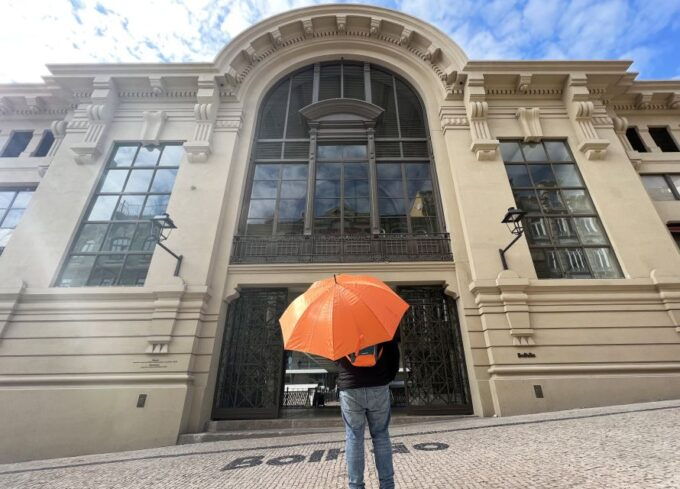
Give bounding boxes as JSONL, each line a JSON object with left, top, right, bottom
{"left": 279, "top": 274, "right": 409, "bottom": 361}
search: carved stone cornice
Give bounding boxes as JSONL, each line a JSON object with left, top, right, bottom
{"left": 70, "top": 76, "right": 118, "bottom": 165}
{"left": 439, "top": 105, "right": 469, "bottom": 133}
{"left": 515, "top": 107, "right": 542, "bottom": 142}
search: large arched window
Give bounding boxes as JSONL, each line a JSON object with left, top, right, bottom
{"left": 233, "top": 61, "right": 451, "bottom": 263}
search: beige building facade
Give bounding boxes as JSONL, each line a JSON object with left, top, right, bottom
{"left": 1, "top": 4, "right": 680, "bottom": 464}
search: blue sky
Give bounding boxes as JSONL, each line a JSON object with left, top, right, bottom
{"left": 1, "top": 0, "right": 679, "bottom": 83}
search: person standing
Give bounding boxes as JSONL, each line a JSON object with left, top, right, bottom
{"left": 335, "top": 334, "right": 400, "bottom": 489}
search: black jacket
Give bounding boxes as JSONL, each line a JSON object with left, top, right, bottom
{"left": 335, "top": 335, "right": 400, "bottom": 391}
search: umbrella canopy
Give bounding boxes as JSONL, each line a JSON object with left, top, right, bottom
{"left": 279, "top": 274, "right": 409, "bottom": 361}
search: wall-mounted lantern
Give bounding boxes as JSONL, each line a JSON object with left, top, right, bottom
{"left": 499, "top": 207, "right": 527, "bottom": 270}
{"left": 151, "top": 213, "right": 183, "bottom": 276}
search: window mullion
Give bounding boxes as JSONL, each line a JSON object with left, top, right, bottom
{"left": 312, "top": 63, "right": 320, "bottom": 103}
{"left": 391, "top": 75, "right": 403, "bottom": 157}
{"left": 281, "top": 79, "right": 293, "bottom": 158}
{"left": 304, "top": 130, "right": 317, "bottom": 235}
{"left": 364, "top": 63, "right": 372, "bottom": 103}
{"left": 664, "top": 174, "right": 680, "bottom": 200}
{"left": 368, "top": 129, "right": 380, "bottom": 234}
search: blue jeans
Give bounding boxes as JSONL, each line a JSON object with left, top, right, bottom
{"left": 339, "top": 384, "right": 394, "bottom": 489}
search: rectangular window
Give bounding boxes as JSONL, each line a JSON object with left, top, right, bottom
{"left": 625, "top": 127, "right": 647, "bottom": 153}
{"left": 0, "top": 187, "right": 35, "bottom": 254}
{"left": 56, "top": 143, "right": 183, "bottom": 287}
{"left": 1, "top": 131, "right": 33, "bottom": 157}
{"left": 641, "top": 174, "right": 680, "bottom": 201}
{"left": 32, "top": 130, "right": 55, "bottom": 157}
{"left": 501, "top": 140, "right": 622, "bottom": 279}
{"left": 669, "top": 223, "right": 680, "bottom": 250}
{"left": 648, "top": 127, "right": 679, "bottom": 152}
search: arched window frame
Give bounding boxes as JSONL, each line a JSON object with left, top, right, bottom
{"left": 239, "top": 60, "right": 446, "bottom": 237}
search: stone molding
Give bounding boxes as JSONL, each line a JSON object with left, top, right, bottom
{"left": 650, "top": 269, "right": 680, "bottom": 333}
{"left": 70, "top": 76, "right": 118, "bottom": 165}
{"left": 47, "top": 119, "right": 67, "bottom": 157}
{"left": 564, "top": 74, "right": 609, "bottom": 160}
{"left": 0, "top": 282, "right": 26, "bottom": 343}
{"left": 515, "top": 107, "right": 543, "bottom": 142}
{"left": 611, "top": 114, "right": 635, "bottom": 152}
{"left": 140, "top": 110, "right": 167, "bottom": 146}
{"left": 183, "top": 75, "right": 221, "bottom": 163}
{"left": 439, "top": 105, "right": 469, "bottom": 133}
{"left": 147, "top": 285, "right": 186, "bottom": 354}
{"left": 488, "top": 363, "right": 680, "bottom": 376}
{"left": 0, "top": 373, "right": 194, "bottom": 386}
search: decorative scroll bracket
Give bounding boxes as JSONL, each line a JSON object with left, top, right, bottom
{"left": 564, "top": 74, "right": 609, "bottom": 160}
{"left": 465, "top": 75, "right": 499, "bottom": 161}
{"left": 70, "top": 76, "right": 118, "bottom": 165}
{"left": 184, "top": 75, "right": 220, "bottom": 163}
{"left": 515, "top": 107, "right": 543, "bottom": 142}
{"left": 140, "top": 110, "right": 168, "bottom": 146}
{"left": 611, "top": 115, "right": 634, "bottom": 152}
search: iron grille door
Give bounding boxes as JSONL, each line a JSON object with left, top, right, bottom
{"left": 213, "top": 288, "right": 288, "bottom": 419}
{"left": 397, "top": 286, "right": 472, "bottom": 415}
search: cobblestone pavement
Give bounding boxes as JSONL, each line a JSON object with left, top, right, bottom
{"left": 2, "top": 400, "right": 680, "bottom": 489}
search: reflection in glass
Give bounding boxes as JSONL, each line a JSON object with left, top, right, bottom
{"left": 558, "top": 248, "right": 589, "bottom": 276}
{"left": 522, "top": 142, "right": 548, "bottom": 161}
{"left": 134, "top": 146, "right": 161, "bottom": 166}
{"left": 586, "top": 248, "right": 620, "bottom": 278}
{"left": 88, "top": 195, "right": 119, "bottom": 221}
{"left": 529, "top": 165, "right": 557, "bottom": 188}
{"left": 87, "top": 254, "right": 125, "bottom": 286}
{"left": 124, "top": 170, "right": 154, "bottom": 193}
{"left": 531, "top": 248, "right": 562, "bottom": 278}
{"left": 537, "top": 190, "right": 566, "bottom": 213}
{"left": 525, "top": 217, "right": 550, "bottom": 245}
{"left": 317, "top": 145, "right": 342, "bottom": 160}
{"left": 513, "top": 190, "right": 540, "bottom": 212}
{"left": 142, "top": 195, "right": 170, "bottom": 218}
{"left": 562, "top": 190, "right": 594, "bottom": 214}
{"left": 114, "top": 195, "right": 145, "bottom": 220}
{"left": 553, "top": 165, "right": 582, "bottom": 187}
{"left": 58, "top": 255, "right": 96, "bottom": 286}
{"left": 100, "top": 170, "right": 128, "bottom": 193}
{"left": 343, "top": 145, "right": 367, "bottom": 159}
{"left": 549, "top": 217, "right": 579, "bottom": 245}
{"left": 2, "top": 209, "right": 24, "bottom": 228}
{"left": 248, "top": 199, "right": 276, "bottom": 219}
{"left": 75, "top": 223, "right": 108, "bottom": 252}
{"left": 12, "top": 191, "right": 33, "bottom": 208}
{"left": 118, "top": 255, "right": 152, "bottom": 285}
{"left": 545, "top": 141, "right": 570, "bottom": 161}
{"left": 254, "top": 164, "right": 280, "bottom": 180}
{"left": 500, "top": 142, "right": 523, "bottom": 162}
{"left": 158, "top": 145, "right": 184, "bottom": 166}
{"left": 102, "top": 223, "right": 136, "bottom": 252}
{"left": 505, "top": 165, "right": 531, "bottom": 187}
{"left": 574, "top": 217, "right": 607, "bottom": 245}
{"left": 641, "top": 176, "right": 674, "bottom": 201}
{"left": 150, "top": 169, "right": 177, "bottom": 193}
{"left": 111, "top": 145, "right": 137, "bottom": 167}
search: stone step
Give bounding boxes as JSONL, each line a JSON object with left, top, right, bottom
{"left": 178, "top": 414, "right": 470, "bottom": 446}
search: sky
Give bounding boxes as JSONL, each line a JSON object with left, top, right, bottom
{"left": 1, "top": 0, "right": 679, "bottom": 83}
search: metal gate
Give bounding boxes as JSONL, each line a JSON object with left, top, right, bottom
{"left": 397, "top": 286, "right": 472, "bottom": 415}
{"left": 212, "top": 288, "right": 288, "bottom": 419}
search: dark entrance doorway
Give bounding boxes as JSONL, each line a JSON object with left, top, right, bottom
{"left": 212, "top": 285, "right": 472, "bottom": 420}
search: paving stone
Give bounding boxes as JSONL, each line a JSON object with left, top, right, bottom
{"left": 1, "top": 400, "right": 679, "bottom": 488}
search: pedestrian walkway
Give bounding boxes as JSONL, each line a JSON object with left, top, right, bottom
{"left": 2, "top": 400, "right": 679, "bottom": 488}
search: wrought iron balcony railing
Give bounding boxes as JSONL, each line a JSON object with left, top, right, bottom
{"left": 230, "top": 233, "right": 453, "bottom": 264}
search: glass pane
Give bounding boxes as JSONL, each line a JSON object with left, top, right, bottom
{"left": 377, "top": 164, "right": 401, "bottom": 179}
{"left": 314, "top": 218, "right": 341, "bottom": 235}
{"left": 316, "top": 163, "right": 341, "bottom": 179}
{"left": 377, "top": 180, "right": 403, "bottom": 199}
{"left": 111, "top": 145, "right": 138, "bottom": 167}
{"left": 254, "top": 164, "right": 280, "bottom": 180}
{"left": 315, "top": 199, "right": 340, "bottom": 218}
{"left": 150, "top": 169, "right": 177, "bottom": 193}
{"left": 1, "top": 131, "right": 32, "bottom": 157}
{"left": 0, "top": 228, "right": 12, "bottom": 247}
{"left": 344, "top": 198, "right": 370, "bottom": 216}
{"left": 278, "top": 199, "right": 306, "bottom": 221}
{"left": 280, "top": 181, "right": 307, "bottom": 198}
{"left": 408, "top": 194, "right": 436, "bottom": 217}
{"left": 87, "top": 195, "right": 119, "bottom": 221}
{"left": 114, "top": 195, "right": 145, "bottom": 220}
{"left": 258, "top": 79, "right": 288, "bottom": 139}
{"left": 380, "top": 217, "right": 408, "bottom": 234}
{"left": 545, "top": 141, "right": 571, "bottom": 161}
{"left": 344, "top": 180, "right": 370, "bottom": 198}
{"left": 100, "top": 170, "right": 128, "bottom": 193}
{"left": 371, "top": 68, "right": 399, "bottom": 138}
{"left": 102, "top": 223, "right": 136, "bottom": 252}
{"left": 317, "top": 146, "right": 342, "bottom": 160}
{"left": 252, "top": 181, "right": 278, "bottom": 198}
{"left": 522, "top": 142, "right": 548, "bottom": 161}
{"left": 131, "top": 222, "right": 155, "bottom": 251}
{"left": 248, "top": 199, "right": 276, "bottom": 218}
{"left": 142, "top": 195, "right": 170, "bottom": 218}
{"left": 246, "top": 219, "right": 272, "bottom": 236}
{"left": 315, "top": 180, "right": 340, "bottom": 198}
{"left": 500, "top": 142, "right": 524, "bottom": 162}
{"left": 343, "top": 145, "right": 367, "bottom": 159}
{"left": 343, "top": 63, "right": 365, "bottom": 100}
{"left": 553, "top": 164, "right": 583, "bottom": 187}
{"left": 396, "top": 79, "right": 426, "bottom": 138}
{"left": 411, "top": 217, "right": 437, "bottom": 234}
{"left": 548, "top": 217, "right": 579, "bottom": 245}
{"left": 118, "top": 255, "right": 152, "bottom": 286}
{"left": 536, "top": 190, "right": 566, "bottom": 214}
{"left": 670, "top": 175, "right": 680, "bottom": 196}
{"left": 531, "top": 248, "right": 562, "bottom": 278}
{"left": 2, "top": 209, "right": 24, "bottom": 228}
{"left": 73, "top": 223, "right": 108, "bottom": 252}
{"left": 58, "top": 255, "right": 96, "bottom": 286}
{"left": 0, "top": 192, "right": 14, "bottom": 208}
{"left": 562, "top": 190, "right": 595, "bottom": 214}
{"left": 529, "top": 165, "right": 557, "bottom": 188}
{"left": 344, "top": 218, "right": 371, "bottom": 234}
{"left": 513, "top": 190, "right": 540, "bottom": 212}
{"left": 642, "top": 176, "right": 675, "bottom": 201}
{"left": 585, "top": 248, "right": 621, "bottom": 278}
{"left": 406, "top": 179, "right": 433, "bottom": 199}
{"left": 158, "top": 145, "right": 184, "bottom": 166}
{"left": 405, "top": 163, "right": 430, "bottom": 180}
{"left": 12, "top": 191, "right": 33, "bottom": 208}
{"left": 379, "top": 198, "right": 406, "bottom": 216}
{"left": 344, "top": 163, "right": 369, "bottom": 179}
{"left": 134, "top": 146, "right": 161, "bottom": 166}
{"left": 558, "top": 248, "right": 590, "bottom": 277}
{"left": 87, "top": 254, "right": 125, "bottom": 286}
{"left": 505, "top": 165, "right": 531, "bottom": 187}
{"left": 525, "top": 217, "right": 551, "bottom": 245}
{"left": 282, "top": 164, "right": 308, "bottom": 180}
{"left": 276, "top": 221, "right": 304, "bottom": 235}
{"left": 319, "top": 63, "right": 341, "bottom": 100}
{"left": 124, "top": 170, "right": 154, "bottom": 193}
{"left": 574, "top": 217, "right": 607, "bottom": 245}
{"left": 286, "top": 69, "right": 314, "bottom": 139}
